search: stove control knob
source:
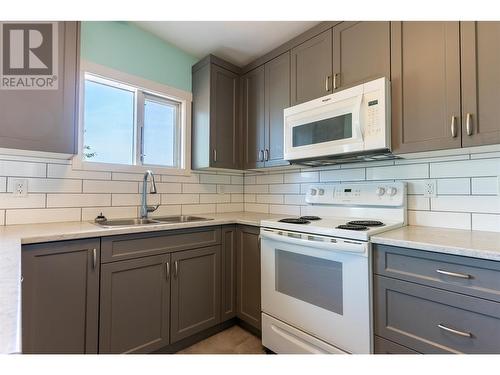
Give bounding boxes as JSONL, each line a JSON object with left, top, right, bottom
{"left": 309, "top": 188, "right": 317, "bottom": 196}
{"left": 377, "top": 187, "right": 386, "bottom": 196}
{"left": 318, "top": 188, "right": 325, "bottom": 196}
{"left": 388, "top": 187, "right": 398, "bottom": 196}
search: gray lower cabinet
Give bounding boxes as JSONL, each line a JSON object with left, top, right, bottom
{"left": 332, "top": 21, "right": 390, "bottom": 90}
{"left": 373, "top": 244, "right": 500, "bottom": 354}
{"left": 99, "top": 254, "right": 171, "bottom": 354}
{"left": 170, "top": 246, "right": 221, "bottom": 343}
{"left": 236, "top": 225, "right": 261, "bottom": 331}
{"left": 291, "top": 28, "right": 333, "bottom": 105}
{"left": 0, "top": 21, "right": 80, "bottom": 154}
{"left": 192, "top": 55, "right": 241, "bottom": 169}
{"left": 374, "top": 336, "right": 419, "bottom": 354}
{"left": 221, "top": 225, "right": 237, "bottom": 321}
{"left": 391, "top": 21, "right": 462, "bottom": 154}
{"left": 22, "top": 238, "right": 100, "bottom": 354}
{"left": 460, "top": 21, "right": 500, "bottom": 147}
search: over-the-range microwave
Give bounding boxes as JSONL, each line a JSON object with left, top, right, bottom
{"left": 284, "top": 77, "right": 396, "bottom": 166}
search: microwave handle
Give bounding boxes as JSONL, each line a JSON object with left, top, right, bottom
{"left": 260, "top": 229, "right": 367, "bottom": 254}
{"left": 353, "top": 94, "right": 365, "bottom": 141}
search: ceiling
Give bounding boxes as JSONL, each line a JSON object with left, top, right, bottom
{"left": 133, "top": 21, "right": 320, "bottom": 67}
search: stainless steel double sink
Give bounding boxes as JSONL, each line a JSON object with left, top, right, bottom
{"left": 94, "top": 215, "right": 213, "bottom": 228}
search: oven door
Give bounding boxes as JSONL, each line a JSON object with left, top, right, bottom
{"left": 260, "top": 228, "right": 372, "bottom": 354}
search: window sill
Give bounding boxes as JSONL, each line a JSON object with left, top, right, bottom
{"left": 72, "top": 157, "right": 192, "bottom": 176}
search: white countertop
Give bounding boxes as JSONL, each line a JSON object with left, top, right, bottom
{"left": 0, "top": 212, "right": 283, "bottom": 354}
{"left": 371, "top": 225, "right": 500, "bottom": 261}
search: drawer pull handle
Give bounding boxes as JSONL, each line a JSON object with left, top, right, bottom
{"left": 436, "top": 269, "right": 471, "bottom": 279}
{"left": 438, "top": 324, "right": 472, "bottom": 338}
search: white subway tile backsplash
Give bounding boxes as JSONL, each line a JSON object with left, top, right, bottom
{"left": 431, "top": 158, "right": 500, "bottom": 178}
{"left": 367, "top": 164, "right": 428, "bottom": 180}
{"left": 244, "top": 175, "right": 256, "bottom": 185}
{"left": 150, "top": 205, "right": 182, "bottom": 217}
{"left": 284, "top": 171, "right": 319, "bottom": 184}
{"left": 437, "top": 178, "right": 471, "bottom": 195}
{"left": 216, "top": 203, "right": 244, "bottom": 213}
{"left": 408, "top": 196, "right": 430, "bottom": 210}
{"left": 231, "top": 175, "right": 244, "bottom": 185}
{"left": 181, "top": 204, "right": 216, "bottom": 215}
{"left": 256, "top": 174, "right": 283, "bottom": 184}
{"left": 0, "top": 193, "right": 45, "bottom": 209}
{"left": 472, "top": 177, "right": 499, "bottom": 195}
{"left": 269, "top": 184, "right": 300, "bottom": 194}
{"left": 182, "top": 183, "right": 217, "bottom": 194}
{"left": 7, "top": 178, "right": 82, "bottom": 193}
{"left": 111, "top": 193, "right": 160, "bottom": 207}
{"left": 408, "top": 210, "right": 471, "bottom": 230}
{"left": 472, "top": 214, "right": 500, "bottom": 232}
{"left": 0, "top": 160, "right": 46, "bottom": 178}
{"left": 231, "top": 194, "right": 244, "bottom": 203}
{"left": 161, "top": 194, "right": 199, "bottom": 205}
{"left": 6, "top": 208, "right": 81, "bottom": 225}
{"left": 0, "top": 177, "right": 6, "bottom": 192}
{"left": 244, "top": 203, "right": 269, "bottom": 213}
{"left": 47, "top": 193, "right": 111, "bottom": 208}
{"left": 245, "top": 184, "right": 269, "bottom": 194}
{"left": 284, "top": 194, "right": 306, "bottom": 205}
{"left": 162, "top": 174, "right": 199, "bottom": 184}
{"left": 256, "top": 194, "right": 284, "bottom": 204}
{"left": 81, "top": 206, "right": 137, "bottom": 221}
{"left": 48, "top": 164, "right": 110, "bottom": 180}
{"left": 200, "top": 194, "right": 232, "bottom": 204}
{"left": 199, "top": 174, "right": 231, "bottom": 184}
{"left": 432, "top": 195, "right": 500, "bottom": 214}
{"left": 320, "top": 168, "right": 365, "bottom": 182}
{"left": 84, "top": 180, "right": 138, "bottom": 194}
{"left": 146, "top": 182, "right": 181, "bottom": 194}
{"left": 270, "top": 204, "right": 300, "bottom": 216}
{"left": 217, "top": 184, "right": 243, "bottom": 194}
{"left": 0, "top": 210, "right": 4, "bottom": 225}
{"left": 244, "top": 194, "right": 256, "bottom": 203}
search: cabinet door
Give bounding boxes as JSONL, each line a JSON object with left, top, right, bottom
{"left": 461, "top": 21, "right": 500, "bottom": 147}
{"left": 22, "top": 238, "right": 99, "bottom": 354}
{"left": 242, "top": 66, "right": 266, "bottom": 169}
{"left": 291, "top": 28, "right": 333, "bottom": 105}
{"left": 0, "top": 22, "right": 79, "bottom": 154}
{"left": 221, "top": 226, "right": 237, "bottom": 321}
{"left": 170, "top": 246, "right": 221, "bottom": 343}
{"left": 391, "top": 22, "right": 461, "bottom": 153}
{"left": 333, "top": 21, "right": 390, "bottom": 89}
{"left": 99, "top": 254, "right": 170, "bottom": 354}
{"left": 211, "top": 64, "right": 240, "bottom": 169}
{"left": 236, "top": 225, "right": 261, "bottom": 331}
{"left": 264, "top": 52, "right": 290, "bottom": 167}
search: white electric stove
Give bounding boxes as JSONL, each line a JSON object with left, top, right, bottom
{"left": 260, "top": 181, "right": 407, "bottom": 354}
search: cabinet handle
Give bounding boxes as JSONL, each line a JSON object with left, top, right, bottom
{"left": 436, "top": 269, "right": 471, "bottom": 279}
{"left": 259, "top": 149, "right": 264, "bottom": 162}
{"left": 166, "top": 262, "right": 170, "bottom": 280}
{"left": 325, "top": 76, "right": 330, "bottom": 92}
{"left": 450, "top": 116, "right": 457, "bottom": 138}
{"left": 333, "top": 73, "right": 339, "bottom": 90}
{"left": 438, "top": 323, "right": 472, "bottom": 338}
{"left": 92, "top": 248, "right": 97, "bottom": 270}
{"left": 466, "top": 113, "right": 473, "bottom": 136}
{"left": 174, "top": 260, "right": 178, "bottom": 278}
{"left": 264, "top": 149, "right": 269, "bottom": 161}
{"left": 213, "top": 149, "right": 217, "bottom": 162}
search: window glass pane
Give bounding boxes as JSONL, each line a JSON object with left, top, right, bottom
{"left": 292, "top": 113, "right": 352, "bottom": 147}
{"left": 83, "top": 78, "right": 135, "bottom": 165}
{"left": 143, "top": 97, "right": 178, "bottom": 167}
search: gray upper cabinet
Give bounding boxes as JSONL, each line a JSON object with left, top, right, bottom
{"left": 0, "top": 22, "right": 79, "bottom": 154}
{"left": 461, "top": 21, "right": 500, "bottom": 147}
{"left": 192, "top": 55, "right": 241, "bottom": 170}
{"left": 22, "top": 238, "right": 99, "bottom": 354}
{"left": 391, "top": 22, "right": 462, "bottom": 154}
{"left": 264, "top": 52, "right": 290, "bottom": 167}
{"left": 99, "top": 254, "right": 171, "bottom": 354}
{"left": 332, "top": 21, "right": 390, "bottom": 90}
{"left": 242, "top": 65, "right": 266, "bottom": 169}
{"left": 170, "top": 246, "right": 221, "bottom": 343}
{"left": 291, "top": 28, "right": 333, "bottom": 105}
{"left": 236, "top": 225, "right": 261, "bottom": 332}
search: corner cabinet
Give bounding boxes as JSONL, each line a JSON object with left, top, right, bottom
{"left": 391, "top": 21, "right": 462, "bottom": 154}
{"left": 0, "top": 21, "right": 80, "bottom": 154}
{"left": 192, "top": 55, "right": 241, "bottom": 170}
{"left": 22, "top": 238, "right": 100, "bottom": 354}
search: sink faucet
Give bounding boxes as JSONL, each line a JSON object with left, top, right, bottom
{"left": 140, "top": 170, "right": 159, "bottom": 219}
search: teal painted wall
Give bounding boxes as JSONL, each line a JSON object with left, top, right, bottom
{"left": 80, "top": 21, "right": 197, "bottom": 92}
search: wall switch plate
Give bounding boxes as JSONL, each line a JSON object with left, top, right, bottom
{"left": 423, "top": 180, "right": 437, "bottom": 198}
{"left": 12, "top": 178, "right": 28, "bottom": 197}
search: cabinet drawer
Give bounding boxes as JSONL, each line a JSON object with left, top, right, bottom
{"left": 374, "top": 244, "right": 500, "bottom": 302}
{"left": 374, "top": 336, "right": 419, "bottom": 354}
{"left": 374, "top": 275, "right": 500, "bottom": 353}
{"left": 101, "top": 227, "right": 221, "bottom": 263}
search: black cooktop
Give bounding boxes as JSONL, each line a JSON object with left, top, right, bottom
{"left": 347, "top": 220, "right": 384, "bottom": 227}
{"left": 300, "top": 216, "right": 321, "bottom": 221}
{"left": 279, "top": 218, "right": 311, "bottom": 224}
{"left": 336, "top": 224, "right": 369, "bottom": 231}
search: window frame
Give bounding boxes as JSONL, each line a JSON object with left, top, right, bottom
{"left": 74, "top": 60, "right": 192, "bottom": 176}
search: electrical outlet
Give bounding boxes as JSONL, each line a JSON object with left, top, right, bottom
{"left": 12, "top": 178, "right": 28, "bottom": 197}
{"left": 423, "top": 180, "right": 437, "bottom": 198}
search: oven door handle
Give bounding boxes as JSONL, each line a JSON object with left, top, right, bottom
{"left": 260, "top": 229, "right": 368, "bottom": 254}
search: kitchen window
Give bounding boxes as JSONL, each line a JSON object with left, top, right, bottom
{"left": 79, "top": 65, "right": 191, "bottom": 173}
